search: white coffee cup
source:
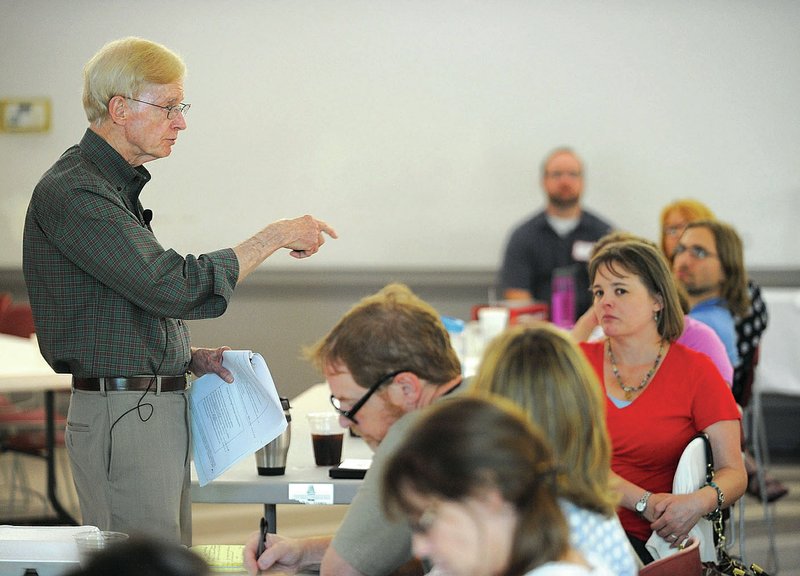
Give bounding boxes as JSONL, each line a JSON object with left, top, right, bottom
{"left": 477, "top": 306, "right": 510, "bottom": 342}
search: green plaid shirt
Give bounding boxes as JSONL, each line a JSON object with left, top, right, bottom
{"left": 23, "top": 129, "right": 239, "bottom": 377}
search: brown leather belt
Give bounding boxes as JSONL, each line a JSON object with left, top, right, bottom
{"left": 72, "top": 376, "right": 187, "bottom": 393}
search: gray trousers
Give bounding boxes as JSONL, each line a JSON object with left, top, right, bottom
{"left": 65, "top": 388, "right": 192, "bottom": 545}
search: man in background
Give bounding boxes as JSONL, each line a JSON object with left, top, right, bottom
{"left": 499, "top": 147, "right": 612, "bottom": 318}
{"left": 672, "top": 220, "right": 788, "bottom": 502}
{"left": 244, "top": 283, "right": 463, "bottom": 576}
{"left": 23, "top": 36, "right": 336, "bottom": 545}
{"left": 672, "top": 220, "right": 748, "bottom": 369}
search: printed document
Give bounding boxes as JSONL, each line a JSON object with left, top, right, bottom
{"left": 189, "top": 350, "right": 287, "bottom": 486}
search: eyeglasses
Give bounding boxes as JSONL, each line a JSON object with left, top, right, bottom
{"left": 673, "top": 243, "right": 717, "bottom": 260}
{"left": 329, "top": 369, "right": 409, "bottom": 424}
{"left": 127, "top": 97, "right": 191, "bottom": 120}
{"left": 410, "top": 506, "right": 438, "bottom": 534}
{"left": 545, "top": 170, "right": 582, "bottom": 179}
{"left": 664, "top": 224, "right": 687, "bottom": 237}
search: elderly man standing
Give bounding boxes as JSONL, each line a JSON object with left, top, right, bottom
{"left": 244, "top": 283, "right": 464, "bottom": 576}
{"left": 22, "top": 37, "right": 336, "bottom": 545}
{"left": 499, "top": 147, "right": 612, "bottom": 318}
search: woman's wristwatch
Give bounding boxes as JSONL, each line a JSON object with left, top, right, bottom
{"left": 703, "top": 481, "right": 725, "bottom": 520}
{"left": 635, "top": 491, "right": 652, "bottom": 517}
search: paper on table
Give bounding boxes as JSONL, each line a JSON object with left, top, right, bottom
{"left": 190, "top": 544, "right": 246, "bottom": 572}
{"left": 189, "top": 350, "right": 287, "bottom": 486}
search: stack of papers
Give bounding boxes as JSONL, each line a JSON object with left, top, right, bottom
{"left": 190, "top": 544, "right": 246, "bottom": 574}
{"left": 189, "top": 350, "right": 288, "bottom": 486}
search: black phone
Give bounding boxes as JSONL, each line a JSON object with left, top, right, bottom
{"left": 328, "top": 458, "right": 371, "bottom": 479}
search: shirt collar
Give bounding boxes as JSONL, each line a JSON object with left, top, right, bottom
{"left": 79, "top": 128, "right": 151, "bottom": 204}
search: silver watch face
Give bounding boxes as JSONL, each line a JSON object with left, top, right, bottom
{"left": 635, "top": 492, "right": 649, "bottom": 513}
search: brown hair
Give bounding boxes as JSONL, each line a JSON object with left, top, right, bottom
{"left": 592, "top": 230, "right": 657, "bottom": 258}
{"left": 382, "top": 396, "right": 568, "bottom": 575}
{"left": 304, "top": 283, "right": 461, "bottom": 389}
{"left": 589, "top": 240, "right": 684, "bottom": 341}
{"left": 685, "top": 220, "right": 750, "bottom": 317}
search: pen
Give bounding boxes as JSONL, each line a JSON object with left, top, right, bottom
{"left": 256, "top": 516, "right": 268, "bottom": 559}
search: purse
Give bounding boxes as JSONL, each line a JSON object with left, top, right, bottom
{"left": 646, "top": 434, "right": 716, "bottom": 562}
{"left": 695, "top": 433, "right": 772, "bottom": 576}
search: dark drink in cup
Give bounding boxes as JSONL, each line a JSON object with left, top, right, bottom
{"left": 307, "top": 412, "right": 345, "bottom": 466}
{"left": 312, "top": 433, "right": 344, "bottom": 466}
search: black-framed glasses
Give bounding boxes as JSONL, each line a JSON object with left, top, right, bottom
{"left": 329, "top": 369, "right": 409, "bottom": 424}
{"left": 673, "top": 243, "right": 717, "bottom": 260}
{"left": 127, "top": 97, "right": 190, "bottom": 120}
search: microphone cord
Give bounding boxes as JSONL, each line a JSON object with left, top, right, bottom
{"left": 108, "top": 318, "right": 169, "bottom": 434}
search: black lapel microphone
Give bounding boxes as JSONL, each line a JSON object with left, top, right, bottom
{"left": 142, "top": 209, "right": 153, "bottom": 230}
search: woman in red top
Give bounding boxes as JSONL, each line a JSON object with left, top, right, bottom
{"left": 580, "top": 239, "right": 745, "bottom": 564}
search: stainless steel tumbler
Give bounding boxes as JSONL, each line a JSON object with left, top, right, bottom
{"left": 255, "top": 397, "right": 291, "bottom": 476}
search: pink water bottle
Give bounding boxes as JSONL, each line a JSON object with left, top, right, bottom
{"left": 550, "top": 268, "right": 576, "bottom": 329}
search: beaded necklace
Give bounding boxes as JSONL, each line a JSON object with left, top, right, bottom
{"left": 606, "top": 339, "right": 665, "bottom": 401}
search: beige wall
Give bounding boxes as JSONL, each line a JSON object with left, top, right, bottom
{"left": 1, "top": 268, "right": 494, "bottom": 399}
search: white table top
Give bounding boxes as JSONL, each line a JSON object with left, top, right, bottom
{"left": 190, "top": 383, "right": 372, "bottom": 505}
{"left": 0, "top": 333, "right": 71, "bottom": 393}
{"left": 757, "top": 288, "right": 800, "bottom": 397}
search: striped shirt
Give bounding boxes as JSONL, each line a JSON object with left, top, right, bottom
{"left": 23, "top": 129, "right": 239, "bottom": 377}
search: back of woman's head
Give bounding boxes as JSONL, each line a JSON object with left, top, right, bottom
{"left": 382, "top": 396, "right": 568, "bottom": 575}
{"left": 471, "top": 324, "right": 616, "bottom": 515}
{"left": 65, "top": 537, "right": 209, "bottom": 576}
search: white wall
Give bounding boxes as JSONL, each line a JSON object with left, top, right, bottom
{"left": 2, "top": 0, "right": 799, "bottom": 270}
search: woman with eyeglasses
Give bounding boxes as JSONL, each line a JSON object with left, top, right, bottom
{"left": 470, "top": 323, "right": 637, "bottom": 575}
{"left": 581, "top": 239, "right": 745, "bottom": 564}
{"left": 382, "top": 396, "right": 614, "bottom": 576}
{"left": 659, "top": 199, "right": 716, "bottom": 259}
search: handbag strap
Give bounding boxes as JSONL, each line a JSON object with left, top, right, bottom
{"left": 694, "top": 434, "right": 773, "bottom": 576}
{"left": 696, "top": 432, "right": 715, "bottom": 483}
{"left": 694, "top": 433, "right": 727, "bottom": 553}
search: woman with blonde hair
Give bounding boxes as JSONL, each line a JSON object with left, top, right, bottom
{"left": 471, "top": 324, "right": 637, "bottom": 575}
{"left": 659, "top": 199, "right": 715, "bottom": 258}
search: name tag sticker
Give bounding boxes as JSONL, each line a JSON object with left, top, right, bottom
{"left": 288, "top": 483, "right": 334, "bottom": 505}
{"left": 572, "top": 240, "right": 595, "bottom": 262}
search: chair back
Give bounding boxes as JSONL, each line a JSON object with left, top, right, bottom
{"left": 0, "top": 292, "right": 12, "bottom": 317}
{"left": 639, "top": 537, "right": 702, "bottom": 576}
{"left": 0, "top": 302, "right": 35, "bottom": 338}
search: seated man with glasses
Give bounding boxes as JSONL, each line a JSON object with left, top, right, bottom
{"left": 244, "top": 283, "right": 464, "bottom": 576}
{"left": 672, "top": 220, "right": 750, "bottom": 369}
